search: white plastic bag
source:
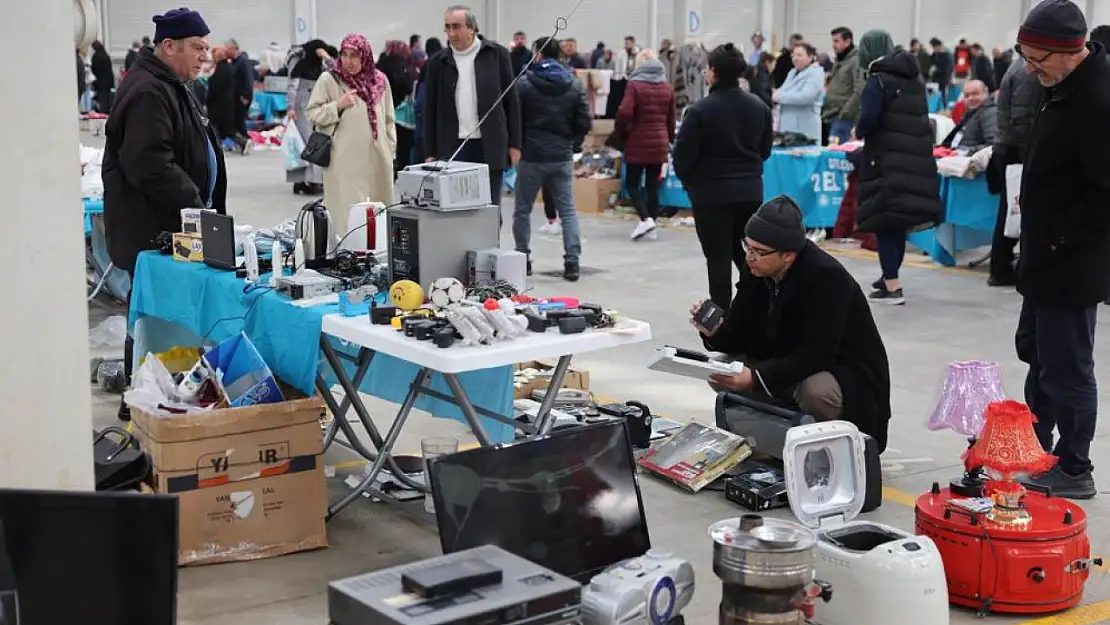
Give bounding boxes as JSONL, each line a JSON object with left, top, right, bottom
{"left": 1004, "top": 164, "right": 1023, "bottom": 238}
{"left": 282, "top": 124, "right": 307, "bottom": 171}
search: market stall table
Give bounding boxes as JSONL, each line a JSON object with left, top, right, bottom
{"left": 908, "top": 175, "right": 997, "bottom": 266}
{"left": 320, "top": 313, "right": 652, "bottom": 518}
{"left": 251, "top": 91, "right": 287, "bottom": 124}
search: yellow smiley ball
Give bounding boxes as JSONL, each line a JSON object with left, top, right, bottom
{"left": 389, "top": 280, "right": 425, "bottom": 310}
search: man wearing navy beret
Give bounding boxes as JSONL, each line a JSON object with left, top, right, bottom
{"left": 1013, "top": 0, "right": 1110, "bottom": 499}
{"left": 102, "top": 7, "right": 228, "bottom": 420}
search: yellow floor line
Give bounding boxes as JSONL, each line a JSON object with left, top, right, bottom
{"left": 1011, "top": 602, "right": 1110, "bottom": 625}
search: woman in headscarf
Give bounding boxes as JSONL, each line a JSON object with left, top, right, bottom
{"left": 307, "top": 33, "right": 397, "bottom": 236}
{"left": 288, "top": 39, "right": 334, "bottom": 194}
{"left": 378, "top": 40, "right": 415, "bottom": 172}
{"left": 89, "top": 41, "right": 115, "bottom": 113}
{"left": 853, "top": 29, "right": 942, "bottom": 306}
{"left": 413, "top": 37, "right": 443, "bottom": 161}
{"left": 207, "top": 46, "right": 249, "bottom": 154}
{"left": 616, "top": 49, "right": 676, "bottom": 242}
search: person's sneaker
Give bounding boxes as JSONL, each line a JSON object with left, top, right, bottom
{"left": 539, "top": 220, "right": 562, "bottom": 235}
{"left": 871, "top": 278, "right": 883, "bottom": 290}
{"left": 240, "top": 141, "right": 253, "bottom": 156}
{"left": 868, "top": 286, "right": 905, "bottom": 305}
{"left": 117, "top": 397, "right": 131, "bottom": 422}
{"left": 988, "top": 274, "right": 1016, "bottom": 287}
{"left": 1020, "top": 467, "right": 1097, "bottom": 500}
{"left": 806, "top": 228, "right": 827, "bottom": 244}
{"left": 631, "top": 218, "right": 656, "bottom": 241}
{"left": 646, "top": 229, "right": 659, "bottom": 241}
{"left": 563, "top": 261, "right": 580, "bottom": 282}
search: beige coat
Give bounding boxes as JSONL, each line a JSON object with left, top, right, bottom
{"left": 306, "top": 71, "right": 396, "bottom": 238}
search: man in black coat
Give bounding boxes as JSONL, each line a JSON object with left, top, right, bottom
{"left": 511, "top": 36, "right": 591, "bottom": 282}
{"left": 1013, "top": 1, "right": 1110, "bottom": 499}
{"left": 424, "top": 5, "right": 522, "bottom": 210}
{"left": 691, "top": 196, "right": 893, "bottom": 452}
{"left": 102, "top": 7, "right": 227, "bottom": 420}
{"left": 225, "top": 38, "right": 255, "bottom": 139}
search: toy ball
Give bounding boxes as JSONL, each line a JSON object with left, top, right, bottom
{"left": 428, "top": 277, "right": 466, "bottom": 309}
{"left": 389, "top": 280, "right": 424, "bottom": 310}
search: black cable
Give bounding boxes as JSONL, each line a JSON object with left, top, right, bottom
{"left": 199, "top": 285, "right": 276, "bottom": 346}
{"left": 412, "top": 1, "right": 588, "bottom": 203}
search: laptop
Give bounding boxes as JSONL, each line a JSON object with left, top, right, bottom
{"left": 201, "top": 211, "right": 237, "bottom": 270}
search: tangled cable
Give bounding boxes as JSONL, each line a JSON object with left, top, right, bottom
{"left": 467, "top": 280, "right": 520, "bottom": 302}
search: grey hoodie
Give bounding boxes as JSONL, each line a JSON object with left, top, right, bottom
{"left": 630, "top": 59, "right": 666, "bottom": 84}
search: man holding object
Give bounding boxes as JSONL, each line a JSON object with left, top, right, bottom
{"left": 691, "top": 196, "right": 892, "bottom": 451}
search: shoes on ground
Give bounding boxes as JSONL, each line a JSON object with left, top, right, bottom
{"left": 868, "top": 283, "right": 905, "bottom": 306}
{"left": 1020, "top": 466, "right": 1097, "bottom": 500}
{"left": 631, "top": 218, "right": 656, "bottom": 241}
{"left": 118, "top": 397, "right": 131, "bottom": 422}
{"left": 563, "top": 261, "right": 580, "bottom": 282}
{"left": 539, "top": 220, "right": 562, "bottom": 235}
{"left": 646, "top": 229, "right": 658, "bottom": 241}
{"left": 988, "top": 274, "right": 1016, "bottom": 287}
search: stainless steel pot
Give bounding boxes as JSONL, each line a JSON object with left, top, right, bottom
{"left": 709, "top": 515, "right": 817, "bottom": 590}
{"left": 718, "top": 604, "right": 808, "bottom": 625}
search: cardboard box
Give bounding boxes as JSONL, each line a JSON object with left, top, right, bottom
{"left": 172, "top": 233, "right": 203, "bottom": 262}
{"left": 131, "top": 392, "right": 329, "bottom": 566}
{"left": 514, "top": 360, "right": 591, "bottom": 400}
{"left": 573, "top": 178, "right": 621, "bottom": 213}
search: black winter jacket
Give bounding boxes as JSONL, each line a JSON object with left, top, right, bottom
{"left": 102, "top": 49, "right": 227, "bottom": 273}
{"left": 702, "top": 237, "right": 892, "bottom": 452}
{"left": 517, "top": 60, "right": 591, "bottom": 163}
{"left": 1017, "top": 42, "right": 1110, "bottom": 309}
{"left": 855, "top": 51, "right": 942, "bottom": 234}
{"left": 996, "top": 57, "right": 1043, "bottom": 162}
{"left": 672, "top": 84, "right": 773, "bottom": 205}
{"left": 423, "top": 37, "right": 522, "bottom": 170}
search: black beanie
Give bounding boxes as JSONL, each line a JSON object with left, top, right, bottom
{"left": 745, "top": 195, "right": 806, "bottom": 253}
{"left": 153, "top": 7, "right": 211, "bottom": 43}
{"left": 1018, "top": 0, "right": 1087, "bottom": 54}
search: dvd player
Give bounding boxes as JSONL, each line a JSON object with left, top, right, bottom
{"left": 328, "top": 545, "right": 582, "bottom": 625}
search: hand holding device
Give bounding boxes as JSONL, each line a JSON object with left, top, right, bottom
{"left": 689, "top": 300, "right": 725, "bottom": 336}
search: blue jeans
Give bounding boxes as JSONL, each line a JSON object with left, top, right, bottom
{"left": 876, "top": 231, "right": 906, "bottom": 280}
{"left": 828, "top": 119, "right": 853, "bottom": 145}
{"left": 1015, "top": 300, "right": 1099, "bottom": 474}
{"left": 512, "top": 160, "right": 581, "bottom": 263}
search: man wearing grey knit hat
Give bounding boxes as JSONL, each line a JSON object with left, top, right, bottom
{"left": 689, "top": 196, "right": 894, "bottom": 452}
{"left": 1012, "top": 0, "right": 1110, "bottom": 499}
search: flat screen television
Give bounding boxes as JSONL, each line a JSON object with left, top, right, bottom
{"left": 428, "top": 420, "right": 651, "bottom": 583}
{"left": 0, "top": 489, "right": 178, "bottom": 625}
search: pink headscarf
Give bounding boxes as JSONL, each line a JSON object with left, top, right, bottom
{"left": 332, "top": 33, "right": 387, "bottom": 138}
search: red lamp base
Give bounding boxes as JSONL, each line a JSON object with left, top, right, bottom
{"left": 915, "top": 487, "right": 1092, "bottom": 615}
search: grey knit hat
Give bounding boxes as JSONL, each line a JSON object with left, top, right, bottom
{"left": 745, "top": 195, "right": 806, "bottom": 253}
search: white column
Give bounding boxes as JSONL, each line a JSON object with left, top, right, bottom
{"left": 486, "top": 0, "right": 503, "bottom": 45}
{"left": 647, "top": 0, "right": 659, "bottom": 49}
{"left": 911, "top": 0, "right": 923, "bottom": 39}
{"left": 789, "top": 0, "right": 801, "bottom": 39}
{"left": 673, "top": 0, "right": 687, "bottom": 44}
{"left": 759, "top": 0, "right": 774, "bottom": 44}
{"left": 0, "top": 0, "right": 94, "bottom": 490}
{"left": 1086, "top": 0, "right": 1096, "bottom": 22}
{"left": 293, "top": 0, "right": 316, "bottom": 42}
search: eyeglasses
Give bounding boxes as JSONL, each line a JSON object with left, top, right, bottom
{"left": 1014, "top": 43, "right": 1054, "bottom": 66}
{"left": 742, "top": 240, "right": 778, "bottom": 258}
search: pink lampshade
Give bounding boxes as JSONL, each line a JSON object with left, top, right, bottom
{"left": 926, "top": 360, "right": 1007, "bottom": 437}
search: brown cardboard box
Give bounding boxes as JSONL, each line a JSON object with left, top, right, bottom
{"left": 514, "top": 360, "right": 591, "bottom": 400}
{"left": 131, "top": 393, "right": 329, "bottom": 566}
{"left": 574, "top": 177, "right": 621, "bottom": 213}
{"left": 582, "top": 119, "right": 617, "bottom": 150}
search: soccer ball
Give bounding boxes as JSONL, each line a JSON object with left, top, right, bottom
{"left": 428, "top": 277, "right": 466, "bottom": 309}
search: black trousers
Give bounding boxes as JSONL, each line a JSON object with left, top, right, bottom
{"left": 233, "top": 97, "right": 249, "bottom": 136}
{"left": 693, "top": 200, "right": 761, "bottom": 308}
{"left": 990, "top": 191, "right": 1018, "bottom": 278}
{"left": 1015, "top": 299, "right": 1099, "bottom": 475}
{"left": 542, "top": 186, "right": 556, "bottom": 220}
{"left": 395, "top": 126, "right": 415, "bottom": 174}
{"left": 626, "top": 163, "right": 663, "bottom": 221}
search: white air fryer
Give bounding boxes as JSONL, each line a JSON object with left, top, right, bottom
{"left": 784, "top": 421, "right": 949, "bottom": 625}
{"left": 294, "top": 199, "right": 333, "bottom": 265}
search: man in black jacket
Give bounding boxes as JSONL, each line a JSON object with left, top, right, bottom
{"left": 929, "top": 38, "right": 954, "bottom": 107}
{"left": 673, "top": 43, "right": 773, "bottom": 308}
{"left": 691, "top": 196, "right": 892, "bottom": 452}
{"left": 102, "top": 7, "right": 227, "bottom": 420}
{"left": 1012, "top": 0, "right": 1110, "bottom": 499}
{"left": 424, "top": 4, "right": 522, "bottom": 213}
{"left": 225, "top": 38, "right": 254, "bottom": 143}
{"left": 988, "top": 56, "right": 1042, "bottom": 286}
{"left": 511, "top": 37, "right": 591, "bottom": 282}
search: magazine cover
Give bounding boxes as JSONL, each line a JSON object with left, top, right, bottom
{"left": 638, "top": 422, "right": 751, "bottom": 492}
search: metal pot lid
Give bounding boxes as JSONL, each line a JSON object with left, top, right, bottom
{"left": 709, "top": 517, "right": 817, "bottom": 551}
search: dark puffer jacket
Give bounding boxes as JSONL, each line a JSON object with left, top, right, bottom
{"left": 103, "top": 49, "right": 227, "bottom": 273}
{"left": 1017, "top": 42, "right": 1110, "bottom": 309}
{"left": 616, "top": 60, "right": 676, "bottom": 165}
{"left": 855, "top": 50, "right": 942, "bottom": 234}
{"left": 517, "top": 59, "right": 592, "bottom": 162}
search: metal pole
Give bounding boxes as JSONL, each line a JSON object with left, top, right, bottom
{"left": 911, "top": 0, "right": 923, "bottom": 40}
{"left": 648, "top": 0, "right": 659, "bottom": 49}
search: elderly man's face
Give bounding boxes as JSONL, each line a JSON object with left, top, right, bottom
{"left": 964, "top": 82, "right": 987, "bottom": 109}
{"left": 444, "top": 9, "right": 476, "bottom": 49}
{"left": 162, "top": 36, "right": 210, "bottom": 82}
{"left": 1018, "top": 42, "right": 1071, "bottom": 87}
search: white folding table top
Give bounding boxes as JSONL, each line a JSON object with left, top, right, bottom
{"left": 321, "top": 314, "right": 652, "bottom": 374}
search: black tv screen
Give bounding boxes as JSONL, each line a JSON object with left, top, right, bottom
{"left": 0, "top": 489, "right": 178, "bottom": 625}
{"left": 428, "top": 420, "right": 650, "bottom": 583}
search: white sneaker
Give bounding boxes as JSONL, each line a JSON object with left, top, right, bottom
{"left": 631, "top": 218, "right": 656, "bottom": 241}
{"left": 646, "top": 229, "right": 659, "bottom": 241}
{"left": 539, "top": 220, "right": 561, "bottom": 235}
{"left": 806, "top": 228, "right": 827, "bottom": 243}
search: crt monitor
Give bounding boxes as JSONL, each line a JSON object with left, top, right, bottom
{"left": 0, "top": 489, "right": 178, "bottom": 625}
{"left": 428, "top": 420, "right": 651, "bottom": 583}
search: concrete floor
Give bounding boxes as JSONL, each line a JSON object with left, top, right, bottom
{"left": 86, "top": 148, "right": 1110, "bottom": 625}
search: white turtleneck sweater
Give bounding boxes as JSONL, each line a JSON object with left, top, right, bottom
{"left": 453, "top": 38, "right": 482, "bottom": 139}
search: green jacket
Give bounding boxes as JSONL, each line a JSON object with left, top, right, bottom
{"left": 822, "top": 47, "right": 865, "bottom": 122}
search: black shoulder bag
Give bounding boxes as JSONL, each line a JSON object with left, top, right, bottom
{"left": 300, "top": 108, "right": 345, "bottom": 168}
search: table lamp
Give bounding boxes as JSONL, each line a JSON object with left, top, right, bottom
{"left": 926, "top": 360, "right": 1007, "bottom": 497}
{"left": 964, "top": 400, "right": 1057, "bottom": 526}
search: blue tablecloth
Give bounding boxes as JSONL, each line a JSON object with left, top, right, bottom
{"left": 129, "top": 252, "right": 515, "bottom": 442}
{"left": 907, "top": 175, "right": 997, "bottom": 266}
{"left": 252, "top": 91, "right": 288, "bottom": 124}
{"left": 928, "top": 91, "right": 943, "bottom": 114}
{"left": 633, "top": 149, "right": 850, "bottom": 228}
{"left": 84, "top": 198, "right": 103, "bottom": 235}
